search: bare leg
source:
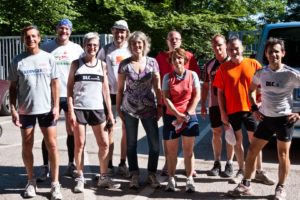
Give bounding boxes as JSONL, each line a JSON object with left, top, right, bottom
{"left": 41, "top": 126, "right": 60, "bottom": 182}
{"left": 277, "top": 140, "right": 291, "bottom": 184}
{"left": 233, "top": 129, "right": 244, "bottom": 169}
{"left": 182, "top": 136, "right": 195, "bottom": 177}
{"left": 21, "top": 127, "right": 35, "bottom": 180}
{"left": 166, "top": 138, "right": 179, "bottom": 176}
{"left": 73, "top": 124, "right": 86, "bottom": 176}
{"left": 248, "top": 131, "right": 262, "bottom": 170}
{"left": 211, "top": 126, "right": 223, "bottom": 160}
{"left": 108, "top": 128, "right": 114, "bottom": 162}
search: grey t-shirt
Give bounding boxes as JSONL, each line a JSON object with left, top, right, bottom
{"left": 40, "top": 40, "right": 84, "bottom": 97}
{"left": 8, "top": 50, "right": 59, "bottom": 115}
{"left": 252, "top": 65, "right": 300, "bottom": 117}
{"left": 96, "top": 42, "right": 131, "bottom": 94}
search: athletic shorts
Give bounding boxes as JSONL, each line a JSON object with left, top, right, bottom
{"left": 163, "top": 114, "right": 199, "bottom": 140}
{"left": 209, "top": 106, "right": 222, "bottom": 128}
{"left": 254, "top": 115, "right": 294, "bottom": 142}
{"left": 59, "top": 97, "right": 68, "bottom": 112}
{"left": 19, "top": 111, "right": 57, "bottom": 129}
{"left": 74, "top": 109, "right": 106, "bottom": 126}
{"left": 228, "top": 111, "right": 258, "bottom": 132}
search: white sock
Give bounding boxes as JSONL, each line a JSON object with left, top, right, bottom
{"left": 227, "top": 160, "right": 233, "bottom": 165}
{"left": 187, "top": 176, "right": 193, "bottom": 180}
{"left": 256, "top": 169, "right": 264, "bottom": 173}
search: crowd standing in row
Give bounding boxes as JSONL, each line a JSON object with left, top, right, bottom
{"left": 7, "top": 19, "right": 299, "bottom": 200}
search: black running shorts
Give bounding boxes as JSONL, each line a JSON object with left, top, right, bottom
{"left": 228, "top": 111, "right": 258, "bottom": 132}
{"left": 209, "top": 106, "right": 223, "bottom": 128}
{"left": 74, "top": 109, "right": 106, "bottom": 126}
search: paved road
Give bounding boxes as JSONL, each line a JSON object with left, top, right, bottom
{"left": 0, "top": 104, "right": 300, "bottom": 200}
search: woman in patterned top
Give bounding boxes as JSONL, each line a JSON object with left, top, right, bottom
{"left": 116, "top": 31, "right": 162, "bottom": 189}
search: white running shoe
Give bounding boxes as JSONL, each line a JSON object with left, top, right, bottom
{"left": 97, "top": 174, "right": 121, "bottom": 189}
{"left": 74, "top": 177, "right": 86, "bottom": 193}
{"left": 165, "top": 176, "right": 176, "bottom": 191}
{"left": 50, "top": 182, "right": 63, "bottom": 200}
{"left": 24, "top": 179, "right": 37, "bottom": 198}
{"left": 185, "top": 177, "right": 195, "bottom": 192}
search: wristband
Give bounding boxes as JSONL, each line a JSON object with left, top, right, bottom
{"left": 11, "top": 108, "right": 16, "bottom": 111}
{"left": 251, "top": 105, "right": 259, "bottom": 112}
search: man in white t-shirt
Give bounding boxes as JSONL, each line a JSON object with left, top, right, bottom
{"left": 228, "top": 38, "right": 300, "bottom": 200}
{"left": 37, "top": 19, "right": 84, "bottom": 181}
{"left": 96, "top": 20, "right": 131, "bottom": 178}
{"left": 8, "top": 25, "right": 62, "bottom": 199}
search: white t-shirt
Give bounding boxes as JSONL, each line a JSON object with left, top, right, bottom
{"left": 96, "top": 42, "right": 131, "bottom": 94}
{"left": 40, "top": 40, "right": 84, "bottom": 97}
{"left": 8, "top": 50, "right": 59, "bottom": 115}
{"left": 252, "top": 65, "right": 300, "bottom": 117}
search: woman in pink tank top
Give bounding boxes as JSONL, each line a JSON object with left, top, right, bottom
{"left": 162, "top": 48, "right": 201, "bottom": 192}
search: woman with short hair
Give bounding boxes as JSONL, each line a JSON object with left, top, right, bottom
{"left": 117, "top": 31, "right": 162, "bottom": 189}
{"left": 162, "top": 48, "right": 201, "bottom": 192}
{"left": 67, "top": 32, "right": 120, "bottom": 193}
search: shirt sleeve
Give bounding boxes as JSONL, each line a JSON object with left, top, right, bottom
{"left": 192, "top": 71, "right": 200, "bottom": 88}
{"left": 252, "top": 71, "right": 261, "bottom": 85}
{"left": 96, "top": 48, "right": 105, "bottom": 61}
{"left": 213, "top": 65, "right": 225, "bottom": 90}
{"left": 150, "top": 58, "right": 159, "bottom": 73}
{"left": 118, "top": 60, "right": 126, "bottom": 75}
{"left": 294, "top": 71, "right": 300, "bottom": 87}
{"left": 188, "top": 54, "right": 200, "bottom": 76}
{"left": 162, "top": 73, "right": 170, "bottom": 90}
{"left": 8, "top": 59, "right": 18, "bottom": 82}
{"left": 50, "top": 56, "right": 59, "bottom": 79}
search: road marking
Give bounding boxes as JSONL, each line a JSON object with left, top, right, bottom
{"left": 133, "top": 124, "right": 211, "bottom": 200}
{"left": 0, "top": 126, "right": 122, "bottom": 149}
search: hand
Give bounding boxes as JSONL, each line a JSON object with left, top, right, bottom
{"left": 105, "top": 113, "right": 115, "bottom": 132}
{"left": 253, "top": 110, "right": 264, "bottom": 122}
{"left": 156, "top": 107, "right": 162, "bottom": 121}
{"left": 68, "top": 111, "right": 78, "bottom": 127}
{"left": 52, "top": 106, "right": 59, "bottom": 123}
{"left": 287, "top": 112, "right": 300, "bottom": 124}
{"left": 117, "top": 108, "right": 125, "bottom": 121}
{"left": 11, "top": 110, "right": 22, "bottom": 127}
{"left": 176, "top": 113, "right": 188, "bottom": 124}
{"left": 221, "top": 113, "right": 229, "bottom": 126}
{"left": 201, "top": 105, "right": 207, "bottom": 120}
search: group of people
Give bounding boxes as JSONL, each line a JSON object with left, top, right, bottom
{"left": 7, "top": 18, "right": 298, "bottom": 200}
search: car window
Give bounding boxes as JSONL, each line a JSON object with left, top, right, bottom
{"left": 263, "top": 27, "right": 300, "bottom": 68}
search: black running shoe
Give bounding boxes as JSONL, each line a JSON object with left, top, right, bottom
{"left": 224, "top": 162, "right": 233, "bottom": 177}
{"left": 208, "top": 161, "right": 221, "bottom": 176}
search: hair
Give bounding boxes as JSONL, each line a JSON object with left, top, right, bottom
{"left": 83, "top": 32, "right": 100, "bottom": 45}
{"left": 264, "top": 37, "right": 285, "bottom": 52}
{"left": 227, "top": 37, "right": 242, "bottom": 46}
{"left": 21, "top": 24, "right": 40, "bottom": 39}
{"left": 212, "top": 34, "right": 226, "bottom": 43}
{"left": 167, "top": 48, "right": 189, "bottom": 65}
{"left": 127, "top": 31, "right": 151, "bottom": 56}
{"left": 111, "top": 27, "right": 131, "bottom": 40}
{"left": 167, "top": 31, "right": 181, "bottom": 40}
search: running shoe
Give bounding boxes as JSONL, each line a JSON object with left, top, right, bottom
{"left": 65, "top": 163, "right": 78, "bottom": 178}
{"left": 107, "top": 167, "right": 115, "bottom": 177}
{"left": 97, "top": 174, "right": 120, "bottom": 189}
{"left": 230, "top": 169, "right": 244, "bottom": 184}
{"left": 24, "top": 179, "right": 37, "bottom": 198}
{"left": 118, "top": 164, "right": 131, "bottom": 178}
{"left": 223, "top": 162, "right": 234, "bottom": 177}
{"left": 74, "top": 177, "right": 86, "bottom": 193}
{"left": 255, "top": 170, "right": 275, "bottom": 185}
{"left": 160, "top": 162, "right": 169, "bottom": 176}
{"left": 146, "top": 174, "right": 161, "bottom": 188}
{"left": 185, "top": 177, "right": 195, "bottom": 192}
{"left": 274, "top": 185, "right": 286, "bottom": 200}
{"left": 165, "top": 176, "right": 176, "bottom": 191}
{"left": 228, "top": 182, "right": 253, "bottom": 196}
{"left": 208, "top": 161, "right": 221, "bottom": 176}
{"left": 129, "top": 174, "right": 140, "bottom": 189}
{"left": 36, "top": 165, "right": 50, "bottom": 182}
{"left": 50, "top": 182, "right": 63, "bottom": 200}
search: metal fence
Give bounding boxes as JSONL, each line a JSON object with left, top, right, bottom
{"left": 0, "top": 34, "right": 113, "bottom": 80}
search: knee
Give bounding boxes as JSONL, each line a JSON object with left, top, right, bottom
{"left": 47, "top": 141, "right": 58, "bottom": 152}
{"left": 168, "top": 146, "right": 178, "bottom": 156}
{"left": 75, "top": 141, "right": 85, "bottom": 152}
{"left": 246, "top": 145, "right": 258, "bottom": 159}
{"left": 212, "top": 131, "right": 222, "bottom": 140}
{"left": 23, "top": 142, "right": 33, "bottom": 154}
{"left": 183, "top": 147, "right": 193, "bottom": 157}
{"left": 278, "top": 150, "right": 289, "bottom": 161}
{"left": 98, "top": 141, "right": 109, "bottom": 152}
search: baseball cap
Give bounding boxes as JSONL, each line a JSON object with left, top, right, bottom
{"left": 113, "top": 20, "right": 128, "bottom": 30}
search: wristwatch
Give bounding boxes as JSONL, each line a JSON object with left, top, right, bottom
{"left": 184, "top": 111, "right": 190, "bottom": 117}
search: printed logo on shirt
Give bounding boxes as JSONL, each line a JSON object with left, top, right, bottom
{"left": 54, "top": 52, "right": 75, "bottom": 65}
{"left": 266, "top": 81, "right": 279, "bottom": 87}
{"left": 116, "top": 56, "right": 126, "bottom": 65}
{"left": 21, "top": 68, "right": 49, "bottom": 76}
{"left": 75, "top": 74, "right": 104, "bottom": 82}
{"left": 39, "top": 63, "right": 47, "bottom": 67}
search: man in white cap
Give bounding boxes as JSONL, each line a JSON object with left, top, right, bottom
{"left": 37, "top": 19, "right": 84, "bottom": 181}
{"left": 96, "top": 20, "right": 131, "bottom": 178}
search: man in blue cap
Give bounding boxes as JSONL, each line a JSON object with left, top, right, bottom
{"left": 37, "top": 19, "right": 84, "bottom": 181}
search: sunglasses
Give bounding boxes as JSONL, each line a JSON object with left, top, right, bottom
{"left": 86, "top": 43, "right": 99, "bottom": 48}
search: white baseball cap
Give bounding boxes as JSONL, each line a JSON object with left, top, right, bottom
{"left": 113, "top": 20, "right": 129, "bottom": 30}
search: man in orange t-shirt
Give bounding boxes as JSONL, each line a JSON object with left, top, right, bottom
{"left": 213, "top": 38, "right": 275, "bottom": 185}
{"left": 156, "top": 31, "right": 200, "bottom": 176}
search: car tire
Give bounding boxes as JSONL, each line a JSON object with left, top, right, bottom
{"left": 0, "top": 90, "right": 11, "bottom": 116}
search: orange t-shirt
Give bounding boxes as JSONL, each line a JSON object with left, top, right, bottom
{"left": 213, "top": 58, "right": 262, "bottom": 115}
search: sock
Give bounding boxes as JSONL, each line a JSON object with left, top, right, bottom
{"left": 78, "top": 174, "right": 84, "bottom": 178}
{"left": 108, "top": 160, "right": 113, "bottom": 169}
{"left": 101, "top": 173, "right": 107, "bottom": 177}
{"left": 119, "top": 159, "right": 126, "bottom": 167}
{"left": 256, "top": 169, "right": 264, "bottom": 173}
{"left": 187, "top": 176, "right": 193, "bottom": 180}
{"left": 215, "top": 157, "right": 221, "bottom": 162}
{"left": 67, "top": 135, "right": 75, "bottom": 163}
{"left": 42, "top": 139, "right": 49, "bottom": 166}
{"left": 277, "top": 183, "right": 284, "bottom": 188}
{"left": 243, "top": 179, "right": 251, "bottom": 187}
{"left": 227, "top": 160, "right": 233, "bottom": 165}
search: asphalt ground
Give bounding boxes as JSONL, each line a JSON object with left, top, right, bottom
{"left": 0, "top": 103, "right": 300, "bottom": 200}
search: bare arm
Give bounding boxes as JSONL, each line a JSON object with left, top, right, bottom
{"left": 201, "top": 82, "right": 209, "bottom": 119}
{"left": 186, "top": 87, "right": 201, "bottom": 114}
{"left": 116, "top": 74, "right": 126, "bottom": 120}
{"left": 9, "top": 81, "right": 21, "bottom": 127}
{"left": 152, "top": 72, "right": 162, "bottom": 121}
{"left": 163, "top": 90, "right": 187, "bottom": 124}
{"left": 102, "top": 61, "right": 114, "bottom": 126}
{"left": 217, "top": 88, "right": 229, "bottom": 125}
{"left": 248, "top": 81, "right": 264, "bottom": 122}
{"left": 67, "top": 60, "right": 78, "bottom": 126}
{"left": 51, "top": 78, "right": 60, "bottom": 123}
